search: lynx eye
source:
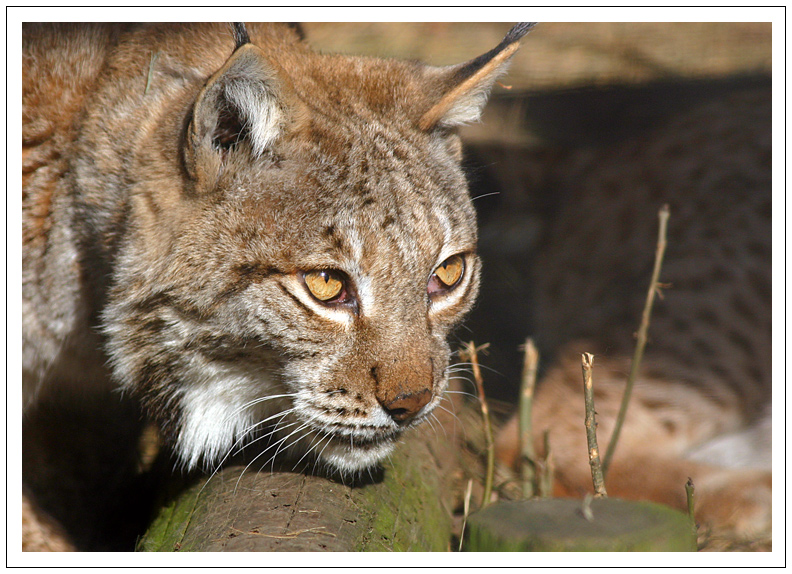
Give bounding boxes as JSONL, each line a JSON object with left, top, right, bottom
{"left": 428, "top": 254, "right": 465, "bottom": 296}
{"left": 304, "top": 270, "right": 347, "bottom": 302}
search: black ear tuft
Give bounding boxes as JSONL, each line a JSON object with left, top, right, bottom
{"left": 503, "top": 22, "right": 537, "bottom": 45}
{"left": 231, "top": 22, "right": 250, "bottom": 50}
{"left": 285, "top": 22, "right": 305, "bottom": 41}
{"left": 419, "top": 22, "right": 536, "bottom": 131}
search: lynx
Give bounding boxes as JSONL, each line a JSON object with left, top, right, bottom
{"left": 494, "top": 87, "right": 772, "bottom": 539}
{"left": 22, "top": 22, "right": 534, "bottom": 548}
{"left": 23, "top": 21, "right": 771, "bottom": 551}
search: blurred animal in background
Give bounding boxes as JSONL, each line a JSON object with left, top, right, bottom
{"left": 490, "top": 86, "right": 771, "bottom": 539}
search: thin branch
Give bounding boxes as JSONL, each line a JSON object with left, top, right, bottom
{"left": 458, "top": 478, "right": 474, "bottom": 552}
{"left": 519, "top": 338, "right": 539, "bottom": 499}
{"left": 685, "top": 478, "right": 696, "bottom": 529}
{"left": 145, "top": 51, "right": 159, "bottom": 95}
{"left": 602, "top": 204, "right": 670, "bottom": 478}
{"left": 580, "top": 493, "right": 595, "bottom": 522}
{"left": 582, "top": 352, "right": 607, "bottom": 498}
{"left": 461, "top": 341, "right": 495, "bottom": 509}
{"left": 539, "top": 429, "right": 554, "bottom": 498}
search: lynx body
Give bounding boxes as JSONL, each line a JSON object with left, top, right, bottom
{"left": 23, "top": 22, "right": 531, "bottom": 473}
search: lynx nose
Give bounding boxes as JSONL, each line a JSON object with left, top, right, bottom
{"left": 378, "top": 389, "right": 432, "bottom": 423}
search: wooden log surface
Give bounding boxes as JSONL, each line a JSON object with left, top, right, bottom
{"left": 138, "top": 395, "right": 471, "bottom": 552}
{"left": 463, "top": 498, "right": 697, "bottom": 552}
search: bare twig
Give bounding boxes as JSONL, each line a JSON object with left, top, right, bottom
{"left": 459, "top": 478, "right": 474, "bottom": 551}
{"left": 227, "top": 526, "right": 334, "bottom": 539}
{"left": 685, "top": 478, "right": 696, "bottom": 530}
{"left": 602, "top": 205, "right": 670, "bottom": 478}
{"left": 539, "top": 429, "right": 554, "bottom": 498}
{"left": 518, "top": 338, "right": 539, "bottom": 498}
{"left": 582, "top": 353, "right": 607, "bottom": 498}
{"left": 461, "top": 341, "right": 495, "bottom": 509}
{"left": 580, "top": 493, "right": 595, "bottom": 522}
{"left": 145, "top": 51, "right": 159, "bottom": 95}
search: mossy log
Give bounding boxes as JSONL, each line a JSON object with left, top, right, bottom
{"left": 137, "top": 401, "right": 468, "bottom": 552}
{"left": 463, "top": 498, "right": 697, "bottom": 552}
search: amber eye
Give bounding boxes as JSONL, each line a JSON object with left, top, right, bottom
{"left": 428, "top": 254, "right": 465, "bottom": 296}
{"left": 304, "top": 270, "right": 346, "bottom": 302}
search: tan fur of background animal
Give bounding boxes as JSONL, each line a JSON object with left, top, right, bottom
{"left": 490, "top": 87, "right": 771, "bottom": 539}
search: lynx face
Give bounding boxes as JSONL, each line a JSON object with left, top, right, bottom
{"left": 103, "top": 101, "right": 483, "bottom": 472}
{"left": 23, "top": 23, "right": 533, "bottom": 474}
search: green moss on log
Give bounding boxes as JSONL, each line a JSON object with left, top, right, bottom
{"left": 464, "top": 498, "right": 697, "bottom": 552}
{"left": 353, "top": 434, "right": 453, "bottom": 551}
{"left": 136, "top": 405, "right": 464, "bottom": 552}
{"left": 137, "top": 480, "right": 206, "bottom": 552}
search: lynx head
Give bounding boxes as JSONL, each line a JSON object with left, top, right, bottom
{"left": 104, "top": 23, "right": 534, "bottom": 473}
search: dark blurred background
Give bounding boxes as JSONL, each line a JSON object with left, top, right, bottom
{"left": 304, "top": 22, "right": 773, "bottom": 401}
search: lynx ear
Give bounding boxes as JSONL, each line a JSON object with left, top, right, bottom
{"left": 419, "top": 22, "right": 536, "bottom": 131}
{"left": 184, "top": 27, "right": 285, "bottom": 186}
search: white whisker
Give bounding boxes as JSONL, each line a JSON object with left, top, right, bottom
{"left": 234, "top": 422, "right": 310, "bottom": 492}
{"left": 312, "top": 431, "right": 335, "bottom": 475}
{"left": 292, "top": 431, "right": 332, "bottom": 471}
{"left": 223, "top": 393, "right": 298, "bottom": 423}
{"left": 444, "top": 389, "right": 481, "bottom": 401}
{"left": 427, "top": 411, "right": 447, "bottom": 440}
{"left": 263, "top": 422, "right": 313, "bottom": 473}
{"left": 470, "top": 191, "right": 501, "bottom": 202}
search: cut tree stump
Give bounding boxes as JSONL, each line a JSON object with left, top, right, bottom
{"left": 138, "top": 396, "right": 469, "bottom": 552}
{"left": 463, "top": 498, "right": 697, "bottom": 552}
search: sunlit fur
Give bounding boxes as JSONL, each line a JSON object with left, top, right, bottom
{"left": 22, "top": 23, "right": 528, "bottom": 474}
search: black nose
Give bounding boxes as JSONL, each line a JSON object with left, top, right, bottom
{"left": 379, "top": 389, "right": 432, "bottom": 423}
